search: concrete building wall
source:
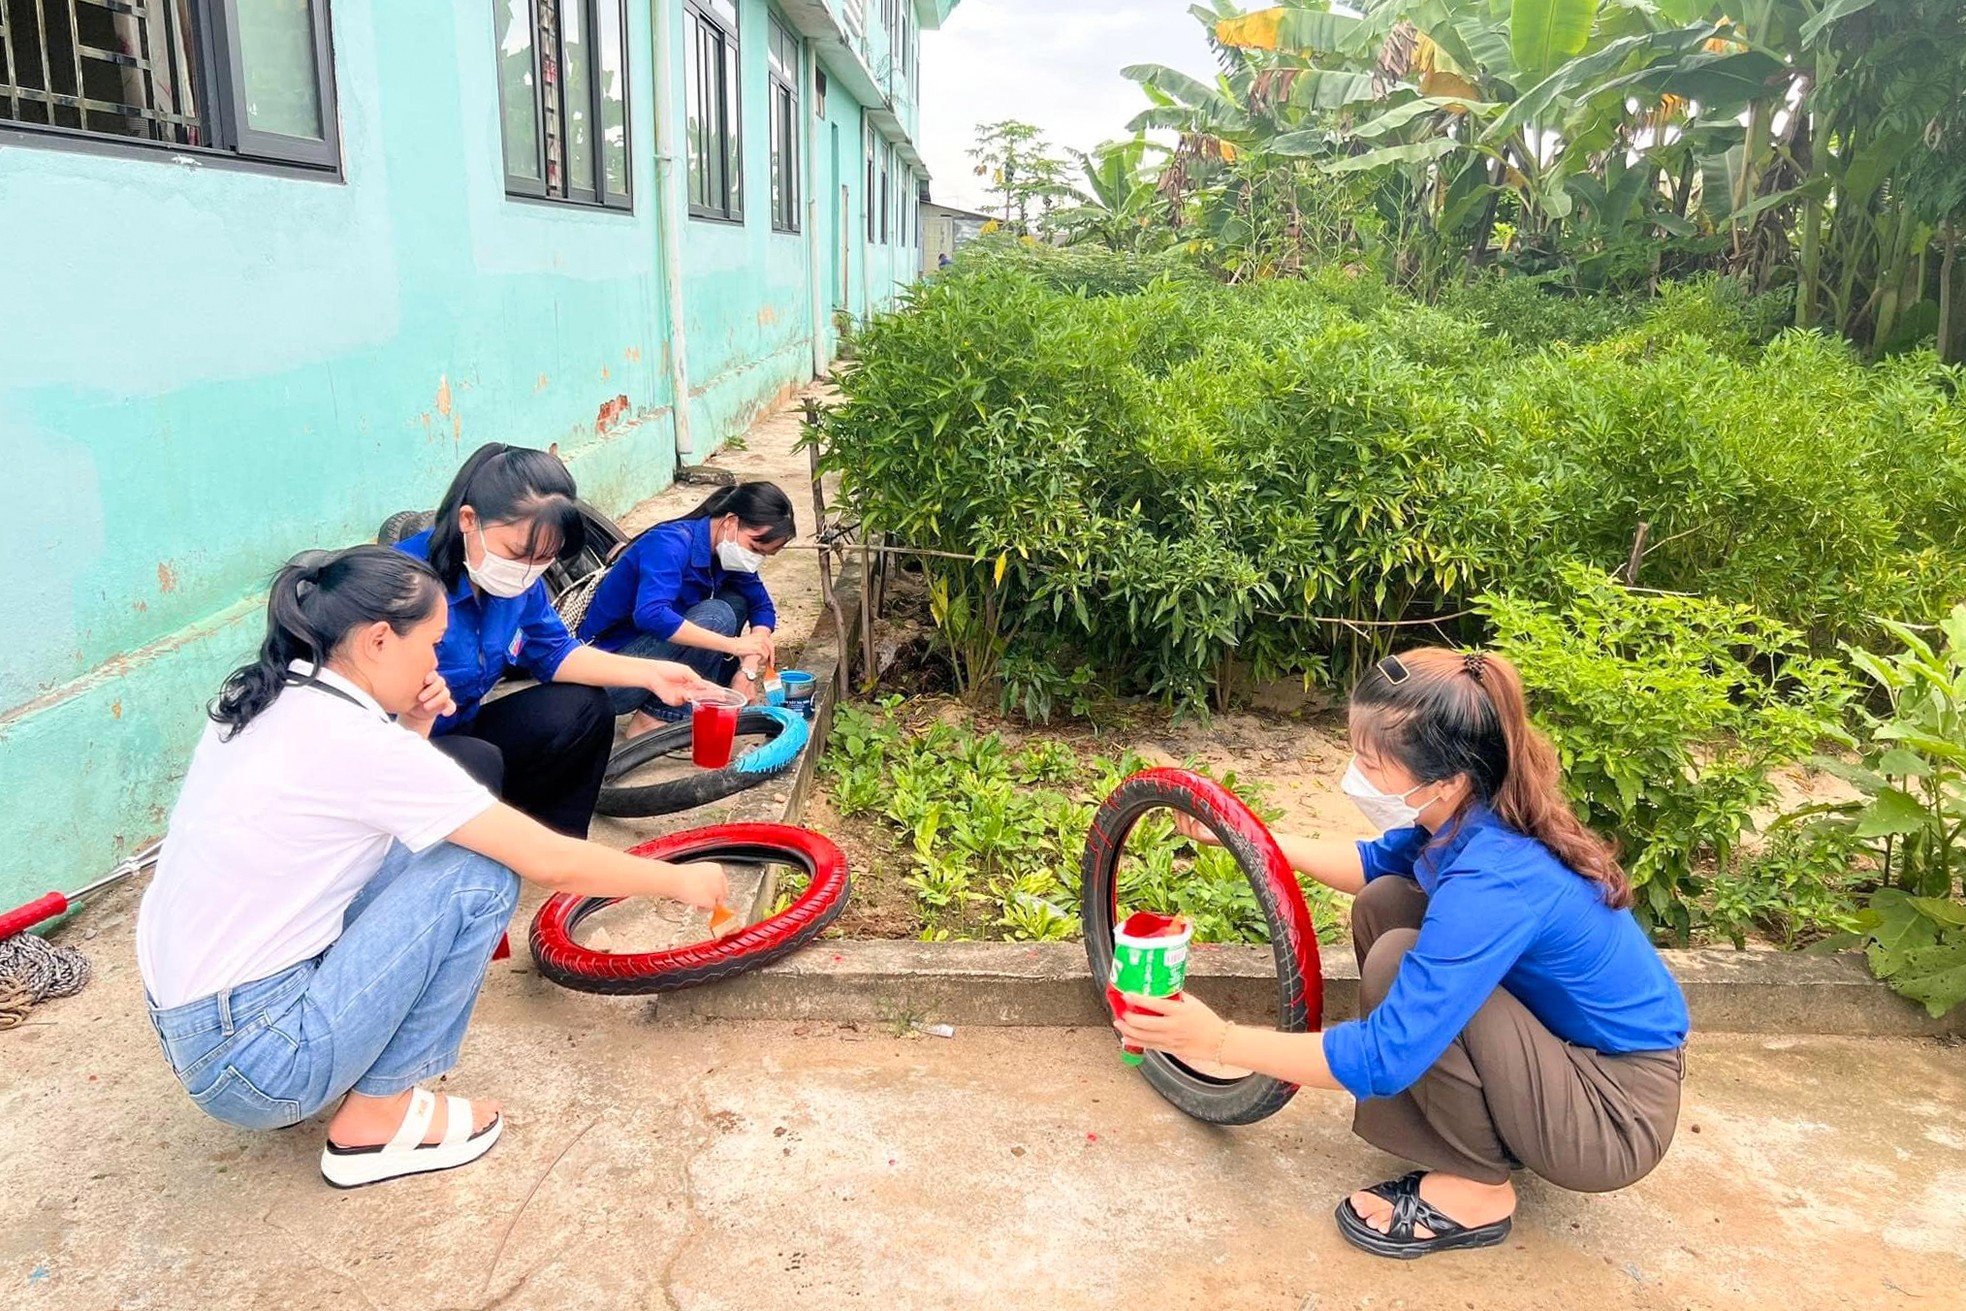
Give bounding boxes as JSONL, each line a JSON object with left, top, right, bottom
{"left": 0, "top": 0, "right": 950, "bottom": 906}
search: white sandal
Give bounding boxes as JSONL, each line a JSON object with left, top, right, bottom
{"left": 319, "top": 1086, "right": 502, "bottom": 1189}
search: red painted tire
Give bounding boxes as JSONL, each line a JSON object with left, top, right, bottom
{"left": 1081, "top": 768, "right": 1323, "bottom": 1125}
{"left": 530, "top": 823, "right": 849, "bottom": 995}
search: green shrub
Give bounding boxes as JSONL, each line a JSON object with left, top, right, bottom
{"left": 1782, "top": 608, "right": 1966, "bottom": 1016}
{"left": 1481, "top": 568, "right": 1854, "bottom": 942}
{"left": 1435, "top": 274, "right": 1643, "bottom": 348}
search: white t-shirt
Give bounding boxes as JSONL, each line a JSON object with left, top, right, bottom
{"left": 137, "top": 663, "right": 496, "bottom": 1009}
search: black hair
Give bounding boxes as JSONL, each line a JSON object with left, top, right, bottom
{"left": 426, "top": 442, "right": 586, "bottom": 587}
{"left": 1351, "top": 648, "right": 1630, "bottom": 908}
{"left": 210, "top": 546, "right": 445, "bottom": 739}
{"left": 657, "top": 481, "right": 797, "bottom": 547}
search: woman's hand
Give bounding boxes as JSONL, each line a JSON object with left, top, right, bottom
{"left": 398, "top": 671, "right": 457, "bottom": 738}
{"left": 645, "top": 660, "right": 722, "bottom": 707}
{"left": 1172, "top": 813, "right": 1221, "bottom": 848}
{"left": 753, "top": 627, "right": 777, "bottom": 667}
{"left": 666, "top": 861, "right": 730, "bottom": 911}
{"left": 731, "top": 668, "right": 762, "bottom": 705}
{"left": 1115, "top": 992, "right": 1230, "bottom": 1067}
{"left": 727, "top": 628, "right": 773, "bottom": 663}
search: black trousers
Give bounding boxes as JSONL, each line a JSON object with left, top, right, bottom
{"left": 432, "top": 683, "right": 613, "bottom": 840}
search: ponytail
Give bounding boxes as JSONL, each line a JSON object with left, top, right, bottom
{"left": 1351, "top": 647, "right": 1631, "bottom": 909}
{"left": 211, "top": 546, "right": 444, "bottom": 740}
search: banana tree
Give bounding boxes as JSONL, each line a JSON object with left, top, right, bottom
{"left": 1055, "top": 139, "right": 1172, "bottom": 252}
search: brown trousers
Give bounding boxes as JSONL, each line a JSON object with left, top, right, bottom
{"left": 1348, "top": 877, "right": 1684, "bottom": 1190}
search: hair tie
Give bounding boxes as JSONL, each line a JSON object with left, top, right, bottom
{"left": 1463, "top": 651, "right": 1487, "bottom": 681}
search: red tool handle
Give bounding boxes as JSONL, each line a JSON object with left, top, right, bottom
{"left": 0, "top": 893, "right": 71, "bottom": 942}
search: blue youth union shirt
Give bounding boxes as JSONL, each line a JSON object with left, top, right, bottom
{"left": 1320, "top": 805, "right": 1690, "bottom": 1100}
{"left": 394, "top": 529, "right": 579, "bottom": 733}
{"left": 577, "top": 517, "right": 777, "bottom": 651}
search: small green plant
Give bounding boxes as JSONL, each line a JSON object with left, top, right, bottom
{"left": 817, "top": 700, "right": 1343, "bottom": 946}
{"left": 1482, "top": 567, "right": 1854, "bottom": 942}
{"left": 1782, "top": 607, "right": 1966, "bottom": 1016}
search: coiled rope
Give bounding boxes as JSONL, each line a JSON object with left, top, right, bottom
{"left": 0, "top": 933, "right": 92, "bottom": 1030}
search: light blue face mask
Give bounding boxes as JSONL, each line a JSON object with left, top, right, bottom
{"left": 1340, "top": 758, "right": 1435, "bottom": 832}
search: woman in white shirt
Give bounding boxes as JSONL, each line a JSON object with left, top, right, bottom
{"left": 137, "top": 545, "right": 729, "bottom": 1189}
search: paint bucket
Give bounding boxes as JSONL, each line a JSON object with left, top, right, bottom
{"left": 1106, "top": 911, "right": 1193, "bottom": 1066}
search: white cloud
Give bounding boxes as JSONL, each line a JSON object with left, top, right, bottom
{"left": 918, "top": 0, "right": 1216, "bottom": 212}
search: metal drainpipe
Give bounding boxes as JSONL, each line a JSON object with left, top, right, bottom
{"left": 805, "top": 41, "right": 827, "bottom": 380}
{"left": 652, "top": 0, "right": 695, "bottom": 465}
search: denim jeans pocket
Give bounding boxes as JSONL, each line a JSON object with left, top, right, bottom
{"left": 189, "top": 1065, "right": 305, "bottom": 1130}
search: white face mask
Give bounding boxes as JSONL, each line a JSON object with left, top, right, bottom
{"left": 717, "top": 538, "right": 766, "bottom": 574}
{"left": 1341, "top": 758, "right": 1435, "bottom": 833}
{"left": 467, "top": 525, "right": 551, "bottom": 598}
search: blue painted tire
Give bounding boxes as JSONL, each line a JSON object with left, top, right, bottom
{"left": 595, "top": 706, "right": 809, "bottom": 818}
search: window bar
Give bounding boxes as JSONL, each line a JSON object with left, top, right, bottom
{"left": 156, "top": 0, "right": 188, "bottom": 143}
{"left": 0, "top": 9, "right": 16, "bottom": 121}
{"left": 113, "top": 0, "right": 163, "bottom": 143}
{"left": 66, "top": 0, "right": 88, "bottom": 133}
{"left": 30, "top": 0, "right": 57, "bottom": 127}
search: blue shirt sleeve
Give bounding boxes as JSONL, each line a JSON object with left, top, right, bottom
{"left": 1357, "top": 827, "right": 1426, "bottom": 883}
{"left": 1321, "top": 861, "right": 1543, "bottom": 1099}
{"left": 631, "top": 532, "right": 691, "bottom": 642}
{"left": 514, "top": 582, "right": 579, "bottom": 683}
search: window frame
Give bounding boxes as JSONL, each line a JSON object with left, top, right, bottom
{"left": 496, "top": 0, "right": 633, "bottom": 210}
{"left": 878, "top": 141, "right": 889, "bottom": 244}
{"left": 684, "top": 0, "right": 742, "bottom": 223}
{"left": 0, "top": 0, "right": 342, "bottom": 174}
{"left": 766, "top": 15, "right": 798, "bottom": 234}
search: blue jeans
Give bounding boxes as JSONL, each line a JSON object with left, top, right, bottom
{"left": 144, "top": 841, "right": 519, "bottom": 1131}
{"left": 606, "top": 591, "right": 750, "bottom": 718}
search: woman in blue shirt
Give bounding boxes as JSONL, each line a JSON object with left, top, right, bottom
{"left": 397, "top": 444, "right": 724, "bottom": 837}
{"left": 1122, "top": 647, "right": 1689, "bottom": 1261}
{"left": 577, "top": 482, "right": 795, "bottom": 736}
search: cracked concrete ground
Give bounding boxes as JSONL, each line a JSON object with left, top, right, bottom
{"left": 5, "top": 897, "right": 1965, "bottom": 1311}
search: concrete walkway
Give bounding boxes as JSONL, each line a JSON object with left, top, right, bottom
{"left": 5, "top": 893, "right": 1964, "bottom": 1311}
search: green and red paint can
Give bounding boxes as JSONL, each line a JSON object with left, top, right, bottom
{"left": 1105, "top": 910, "right": 1194, "bottom": 1065}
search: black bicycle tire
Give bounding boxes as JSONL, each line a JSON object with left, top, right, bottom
{"left": 376, "top": 509, "right": 435, "bottom": 546}
{"left": 1081, "top": 768, "right": 1323, "bottom": 1127}
{"left": 545, "top": 499, "right": 629, "bottom": 599}
{"left": 595, "top": 708, "right": 796, "bottom": 818}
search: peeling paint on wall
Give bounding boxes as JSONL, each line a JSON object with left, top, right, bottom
{"left": 624, "top": 346, "right": 642, "bottom": 363}
{"left": 536, "top": 374, "right": 550, "bottom": 391}
{"left": 156, "top": 562, "right": 178, "bottom": 593}
{"left": 435, "top": 374, "right": 453, "bottom": 419}
{"left": 595, "top": 394, "right": 631, "bottom": 434}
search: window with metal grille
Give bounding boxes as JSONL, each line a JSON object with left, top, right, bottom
{"left": 494, "top": 0, "right": 630, "bottom": 209}
{"left": 766, "top": 15, "right": 796, "bottom": 233}
{"left": 684, "top": 0, "right": 739, "bottom": 221}
{"left": 0, "top": 0, "right": 337, "bottom": 169}
{"left": 878, "top": 141, "right": 889, "bottom": 244}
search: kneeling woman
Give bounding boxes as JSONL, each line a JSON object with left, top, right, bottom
{"left": 399, "top": 443, "right": 722, "bottom": 838}
{"left": 137, "top": 547, "right": 728, "bottom": 1187}
{"left": 1126, "top": 649, "right": 1689, "bottom": 1259}
{"left": 576, "top": 482, "right": 795, "bottom": 735}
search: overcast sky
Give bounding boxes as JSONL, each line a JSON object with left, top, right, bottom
{"left": 918, "top": 2, "right": 1217, "bottom": 212}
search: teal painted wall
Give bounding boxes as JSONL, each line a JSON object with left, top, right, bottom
{"left": 1, "top": 0, "right": 930, "bottom": 907}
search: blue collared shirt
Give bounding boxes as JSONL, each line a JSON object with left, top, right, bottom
{"left": 394, "top": 529, "right": 579, "bottom": 732}
{"left": 576, "top": 518, "right": 776, "bottom": 651}
{"left": 1321, "top": 805, "right": 1689, "bottom": 1100}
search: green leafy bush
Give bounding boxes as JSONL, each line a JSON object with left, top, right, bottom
{"left": 823, "top": 244, "right": 1966, "bottom": 717}
{"left": 1783, "top": 609, "right": 1966, "bottom": 1016}
{"left": 1434, "top": 274, "right": 1643, "bottom": 348}
{"left": 1482, "top": 568, "right": 1854, "bottom": 941}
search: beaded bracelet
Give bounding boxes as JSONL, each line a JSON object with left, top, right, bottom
{"left": 1214, "top": 1019, "right": 1236, "bottom": 1066}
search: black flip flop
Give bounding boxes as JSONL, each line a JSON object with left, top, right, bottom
{"left": 1335, "top": 1173, "right": 1513, "bottom": 1260}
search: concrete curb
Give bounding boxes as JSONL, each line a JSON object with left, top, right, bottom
{"left": 663, "top": 939, "right": 1964, "bottom": 1037}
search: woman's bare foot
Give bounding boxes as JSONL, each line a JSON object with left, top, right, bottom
{"left": 1348, "top": 1173, "right": 1515, "bottom": 1238}
{"left": 326, "top": 1089, "right": 500, "bottom": 1149}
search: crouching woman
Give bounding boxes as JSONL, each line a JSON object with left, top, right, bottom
{"left": 1125, "top": 648, "right": 1690, "bottom": 1259}
{"left": 137, "top": 546, "right": 728, "bottom": 1188}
